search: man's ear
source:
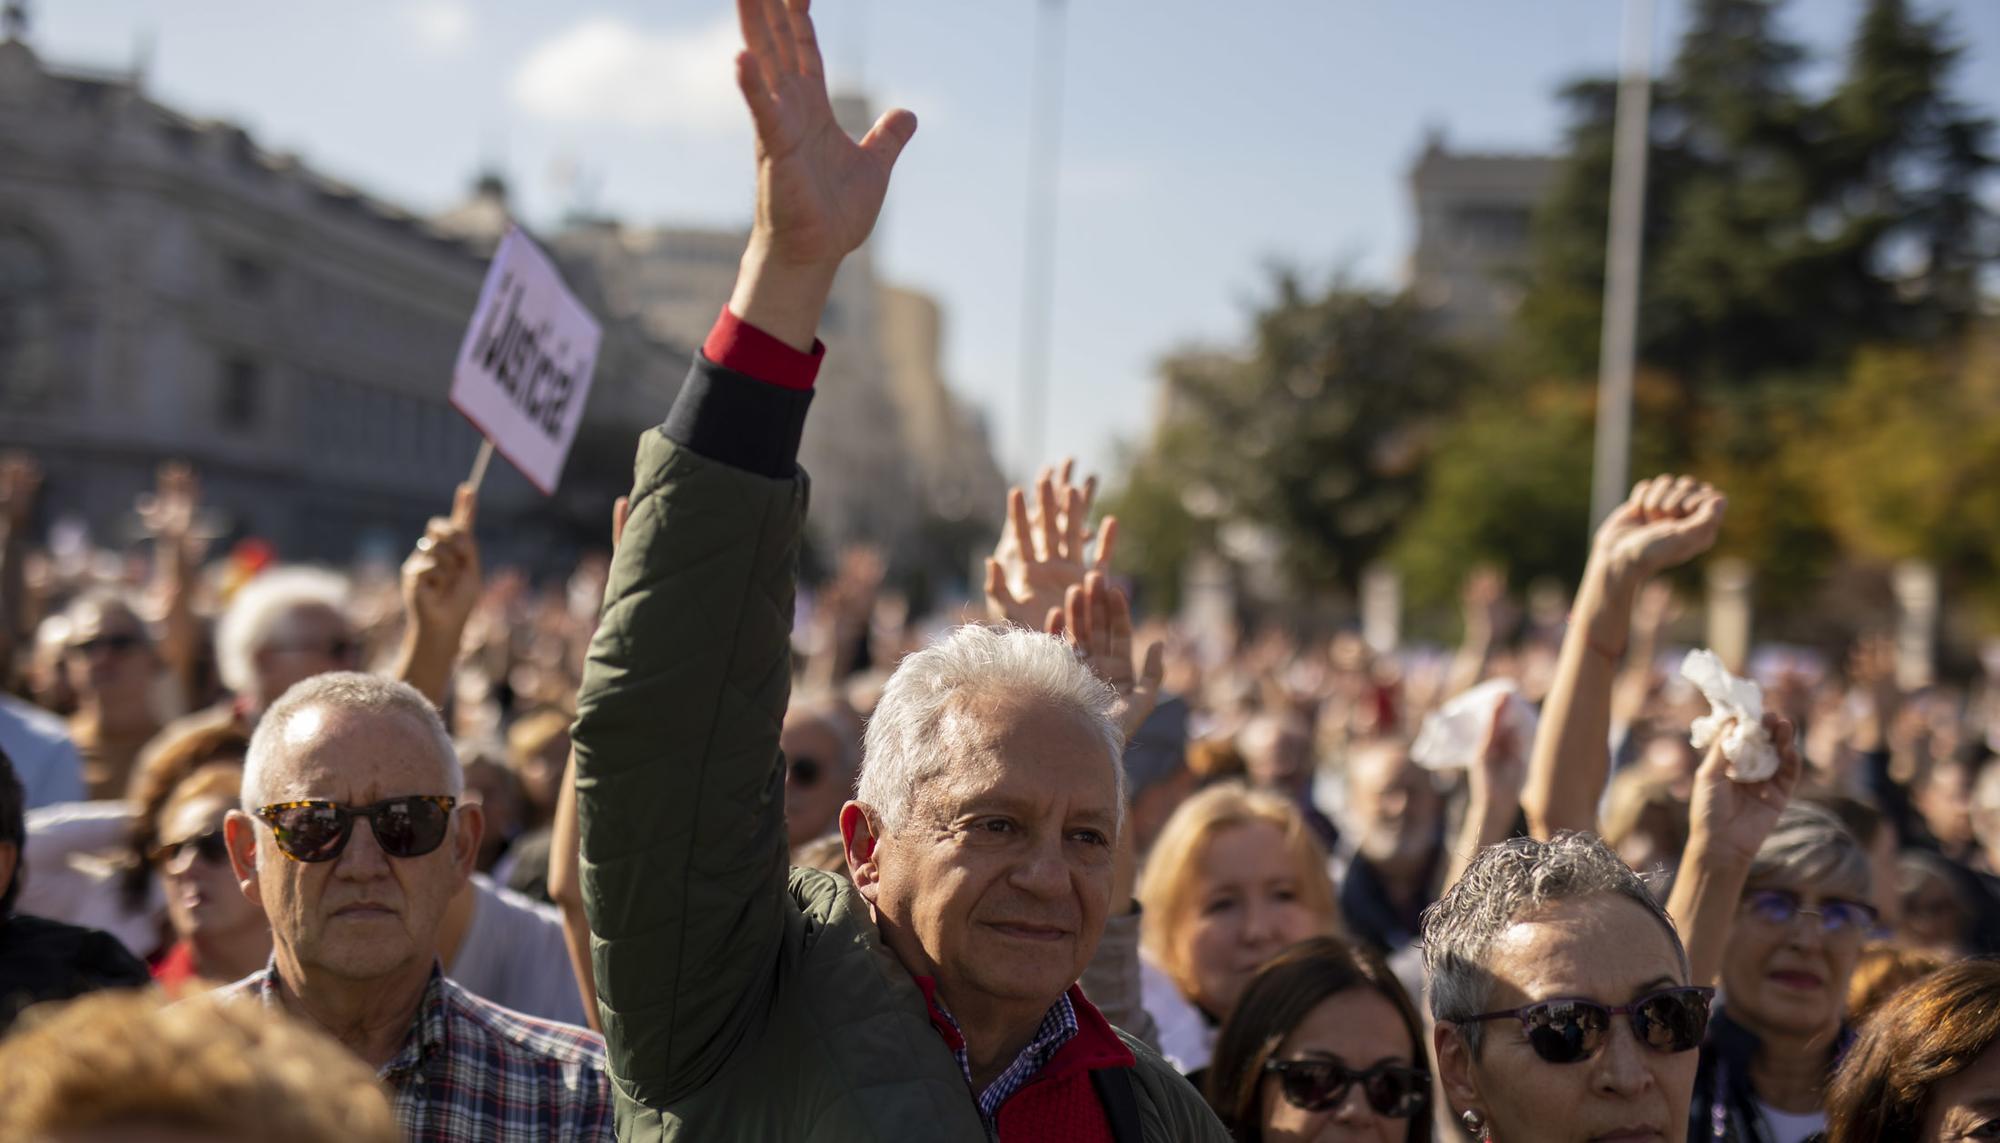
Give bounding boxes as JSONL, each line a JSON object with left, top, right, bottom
{"left": 839, "top": 802, "right": 881, "bottom": 905}
{"left": 453, "top": 801, "right": 485, "bottom": 881}
{"left": 224, "top": 810, "right": 262, "bottom": 906}
{"left": 1433, "top": 1020, "right": 1483, "bottom": 1123}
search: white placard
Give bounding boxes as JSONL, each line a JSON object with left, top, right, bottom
{"left": 449, "top": 226, "right": 602, "bottom": 495}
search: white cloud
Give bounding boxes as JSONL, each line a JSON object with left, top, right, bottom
{"left": 511, "top": 15, "right": 743, "bottom": 134}
{"left": 409, "top": 0, "right": 473, "bottom": 53}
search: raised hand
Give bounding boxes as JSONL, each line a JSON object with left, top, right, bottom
{"left": 736, "top": 0, "right": 915, "bottom": 265}
{"left": 1470, "top": 692, "right": 1527, "bottom": 808}
{"left": 1592, "top": 474, "right": 1727, "bottom": 589}
{"left": 403, "top": 483, "right": 483, "bottom": 644}
{"left": 1686, "top": 712, "right": 1805, "bottom": 868}
{"left": 1048, "top": 571, "right": 1164, "bottom": 743}
{"left": 985, "top": 463, "right": 1116, "bottom": 630}
{"left": 136, "top": 462, "right": 203, "bottom": 558}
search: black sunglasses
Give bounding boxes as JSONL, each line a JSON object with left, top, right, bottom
{"left": 152, "top": 827, "right": 230, "bottom": 869}
{"left": 1462, "top": 986, "right": 1715, "bottom": 1065}
{"left": 788, "top": 756, "right": 823, "bottom": 789}
{"left": 1263, "top": 1059, "right": 1430, "bottom": 1118}
{"left": 254, "top": 796, "right": 456, "bottom": 864}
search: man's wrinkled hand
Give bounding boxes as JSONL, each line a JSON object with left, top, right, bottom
{"left": 734, "top": 0, "right": 916, "bottom": 269}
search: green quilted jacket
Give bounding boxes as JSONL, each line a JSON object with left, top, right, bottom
{"left": 572, "top": 359, "right": 1223, "bottom": 1141}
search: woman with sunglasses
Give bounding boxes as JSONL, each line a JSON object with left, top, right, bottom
{"left": 149, "top": 761, "right": 270, "bottom": 991}
{"left": 1424, "top": 831, "right": 1717, "bottom": 1142}
{"left": 1824, "top": 958, "right": 2000, "bottom": 1142}
{"left": 1206, "top": 936, "right": 1430, "bottom": 1142}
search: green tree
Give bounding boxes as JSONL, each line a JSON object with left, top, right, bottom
{"left": 1810, "top": 339, "right": 2000, "bottom": 621}
{"left": 1822, "top": 0, "right": 1997, "bottom": 342}
{"left": 1111, "top": 270, "right": 1476, "bottom": 604}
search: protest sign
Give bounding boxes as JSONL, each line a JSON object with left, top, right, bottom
{"left": 449, "top": 226, "right": 602, "bottom": 495}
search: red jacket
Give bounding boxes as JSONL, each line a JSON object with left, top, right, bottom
{"left": 919, "top": 980, "right": 1138, "bottom": 1143}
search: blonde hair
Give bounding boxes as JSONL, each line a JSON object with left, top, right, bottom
{"left": 0, "top": 991, "right": 398, "bottom": 1142}
{"left": 1137, "top": 782, "right": 1340, "bottom": 1002}
{"left": 161, "top": 763, "right": 246, "bottom": 826}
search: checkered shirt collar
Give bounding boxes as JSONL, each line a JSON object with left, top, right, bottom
{"left": 933, "top": 990, "right": 1081, "bottom": 1126}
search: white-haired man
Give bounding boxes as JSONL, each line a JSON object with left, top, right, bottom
{"left": 219, "top": 672, "right": 612, "bottom": 1140}
{"left": 570, "top": 2, "right": 1222, "bottom": 1139}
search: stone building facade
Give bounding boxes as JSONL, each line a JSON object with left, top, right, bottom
{"left": 1405, "top": 130, "right": 1559, "bottom": 342}
{"left": 0, "top": 37, "right": 686, "bottom": 571}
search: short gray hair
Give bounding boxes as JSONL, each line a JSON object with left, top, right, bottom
{"left": 856, "top": 624, "right": 1124, "bottom": 834}
{"left": 1421, "top": 832, "right": 1686, "bottom": 1054}
{"left": 241, "top": 672, "right": 458, "bottom": 809}
{"left": 1747, "top": 802, "right": 1871, "bottom": 899}
{"left": 217, "top": 567, "right": 351, "bottom": 696}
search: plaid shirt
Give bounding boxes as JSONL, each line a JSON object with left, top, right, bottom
{"left": 932, "top": 988, "right": 1082, "bottom": 1130}
{"left": 218, "top": 962, "right": 614, "bottom": 1142}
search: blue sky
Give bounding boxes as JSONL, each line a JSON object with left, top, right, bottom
{"left": 38, "top": 1, "right": 2000, "bottom": 485}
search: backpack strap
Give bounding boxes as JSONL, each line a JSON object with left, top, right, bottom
{"left": 1090, "top": 1066, "right": 1145, "bottom": 1143}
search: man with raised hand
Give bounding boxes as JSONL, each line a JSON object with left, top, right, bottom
{"left": 572, "top": 2, "right": 1222, "bottom": 1139}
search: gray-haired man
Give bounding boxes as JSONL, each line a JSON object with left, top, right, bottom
{"left": 570, "top": 2, "right": 1222, "bottom": 1138}
{"left": 219, "top": 673, "right": 612, "bottom": 1141}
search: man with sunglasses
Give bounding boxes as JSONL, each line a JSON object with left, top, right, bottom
{"left": 569, "top": 2, "right": 1223, "bottom": 1139}
{"left": 217, "top": 672, "right": 613, "bottom": 1140}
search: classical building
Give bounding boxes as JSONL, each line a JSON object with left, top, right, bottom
{"left": 0, "top": 33, "right": 686, "bottom": 570}
{"left": 1404, "top": 129, "right": 1559, "bottom": 342}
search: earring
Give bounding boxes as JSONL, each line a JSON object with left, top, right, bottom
{"left": 1460, "top": 1108, "right": 1489, "bottom": 1140}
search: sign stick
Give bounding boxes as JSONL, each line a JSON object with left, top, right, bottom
{"left": 466, "top": 438, "right": 496, "bottom": 496}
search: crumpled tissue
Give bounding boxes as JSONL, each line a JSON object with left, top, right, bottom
{"left": 1411, "top": 679, "right": 1538, "bottom": 772}
{"left": 1681, "top": 648, "right": 1779, "bottom": 782}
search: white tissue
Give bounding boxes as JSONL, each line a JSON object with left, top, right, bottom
{"left": 1411, "top": 679, "right": 1538, "bottom": 772}
{"left": 1680, "top": 649, "right": 1780, "bottom": 782}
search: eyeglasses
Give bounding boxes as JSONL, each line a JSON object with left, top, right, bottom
{"left": 71, "top": 632, "right": 145, "bottom": 656}
{"left": 152, "top": 827, "right": 230, "bottom": 870}
{"left": 254, "top": 796, "right": 456, "bottom": 863}
{"left": 1741, "top": 889, "right": 1878, "bottom": 939}
{"left": 1461, "top": 986, "right": 1715, "bottom": 1065}
{"left": 788, "top": 756, "right": 823, "bottom": 789}
{"left": 1262, "top": 1059, "right": 1430, "bottom": 1118}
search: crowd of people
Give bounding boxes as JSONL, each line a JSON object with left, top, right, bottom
{"left": 1, "top": 2, "right": 1998, "bottom": 1141}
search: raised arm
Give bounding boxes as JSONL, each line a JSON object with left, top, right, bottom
{"left": 136, "top": 463, "right": 206, "bottom": 714}
{"left": 1523, "top": 475, "right": 1725, "bottom": 838}
{"left": 1442, "top": 693, "right": 1528, "bottom": 893}
{"left": 572, "top": 0, "right": 914, "bottom": 1105}
{"left": 392, "top": 483, "right": 480, "bottom": 710}
{"left": 548, "top": 498, "right": 625, "bottom": 1036}
{"left": 1665, "top": 714, "right": 1803, "bottom": 985}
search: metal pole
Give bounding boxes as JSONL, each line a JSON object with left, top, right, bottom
{"left": 1591, "top": 0, "right": 1654, "bottom": 529}
{"left": 1015, "top": 0, "right": 1066, "bottom": 477}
